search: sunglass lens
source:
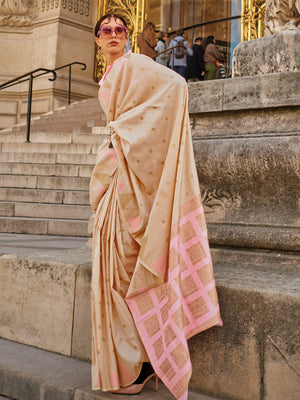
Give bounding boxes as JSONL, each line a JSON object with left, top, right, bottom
{"left": 115, "top": 26, "right": 125, "bottom": 36}
{"left": 101, "top": 26, "right": 112, "bottom": 36}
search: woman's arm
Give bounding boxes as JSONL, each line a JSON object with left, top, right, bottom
{"left": 185, "top": 40, "right": 193, "bottom": 56}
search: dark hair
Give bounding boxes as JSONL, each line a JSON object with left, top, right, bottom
{"left": 94, "top": 13, "right": 128, "bottom": 37}
{"left": 206, "top": 35, "right": 214, "bottom": 44}
{"left": 158, "top": 31, "right": 167, "bottom": 40}
{"left": 176, "top": 29, "right": 184, "bottom": 36}
{"left": 195, "top": 36, "right": 202, "bottom": 42}
{"left": 145, "top": 22, "right": 155, "bottom": 30}
{"left": 203, "top": 35, "right": 214, "bottom": 51}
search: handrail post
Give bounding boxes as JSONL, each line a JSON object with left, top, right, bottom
{"left": 26, "top": 74, "right": 33, "bottom": 142}
{"left": 171, "top": 49, "right": 174, "bottom": 70}
{"left": 68, "top": 65, "right": 71, "bottom": 105}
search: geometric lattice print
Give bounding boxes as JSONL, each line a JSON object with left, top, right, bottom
{"left": 127, "top": 197, "right": 221, "bottom": 400}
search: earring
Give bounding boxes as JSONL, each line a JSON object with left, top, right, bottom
{"left": 95, "top": 44, "right": 103, "bottom": 66}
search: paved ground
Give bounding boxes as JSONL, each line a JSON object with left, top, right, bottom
{"left": 0, "top": 233, "right": 88, "bottom": 256}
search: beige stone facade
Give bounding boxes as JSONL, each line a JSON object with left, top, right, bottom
{"left": 0, "top": 0, "right": 99, "bottom": 129}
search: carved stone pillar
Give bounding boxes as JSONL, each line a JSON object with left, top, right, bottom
{"left": 265, "top": 0, "right": 300, "bottom": 35}
{"left": 0, "top": 0, "right": 38, "bottom": 26}
{"left": 233, "top": 1, "right": 300, "bottom": 77}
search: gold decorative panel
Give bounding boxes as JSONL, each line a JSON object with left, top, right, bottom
{"left": 241, "top": 0, "right": 266, "bottom": 41}
{"left": 94, "top": 0, "right": 145, "bottom": 81}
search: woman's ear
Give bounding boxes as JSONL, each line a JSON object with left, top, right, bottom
{"left": 95, "top": 37, "right": 101, "bottom": 48}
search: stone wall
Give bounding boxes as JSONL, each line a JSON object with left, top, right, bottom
{"left": 188, "top": 70, "right": 300, "bottom": 253}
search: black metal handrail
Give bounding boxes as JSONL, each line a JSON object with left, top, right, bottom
{"left": 53, "top": 62, "right": 86, "bottom": 105}
{"left": 0, "top": 68, "right": 56, "bottom": 142}
{"left": 0, "top": 68, "right": 56, "bottom": 90}
{"left": 164, "top": 15, "right": 242, "bottom": 36}
{"left": 0, "top": 62, "right": 86, "bottom": 142}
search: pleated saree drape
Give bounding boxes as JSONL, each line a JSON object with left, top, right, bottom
{"left": 90, "top": 52, "right": 222, "bottom": 400}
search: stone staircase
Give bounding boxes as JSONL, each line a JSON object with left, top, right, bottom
{"left": 0, "top": 98, "right": 106, "bottom": 237}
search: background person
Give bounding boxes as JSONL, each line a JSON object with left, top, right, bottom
{"left": 167, "top": 29, "right": 193, "bottom": 78}
{"left": 137, "top": 21, "right": 157, "bottom": 59}
{"left": 186, "top": 36, "right": 205, "bottom": 82}
{"left": 155, "top": 31, "right": 169, "bottom": 66}
{"left": 203, "top": 35, "right": 222, "bottom": 80}
{"left": 91, "top": 13, "right": 222, "bottom": 400}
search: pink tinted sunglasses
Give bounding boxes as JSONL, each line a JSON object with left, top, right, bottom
{"left": 98, "top": 25, "right": 128, "bottom": 38}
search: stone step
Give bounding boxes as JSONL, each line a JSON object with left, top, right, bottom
{"left": 0, "top": 203, "right": 13, "bottom": 217}
{"left": 72, "top": 126, "right": 93, "bottom": 134}
{"left": 72, "top": 133, "right": 105, "bottom": 145}
{"left": 2, "top": 142, "right": 93, "bottom": 154}
{"left": 30, "top": 115, "right": 105, "bottom": 128}
{"left": 0, "top": 175, "right": 90, "bottom": 191}
{"left": 0, "top": 202, "right": 92, "bottom": 220}
{"left": 40, "top": 102, "right": 102, "bottom": 115}
{"left": 88, "top": 119, "right": 107, "bottom": 127}
{"left": 37, "top": 176, "right": 90, "bottom": 191}
{"left": 28, "top": 124, "right": 97, "bottom": 135}
{"left": 0, "top": 151, "right": 57, "bottom": 164}
{"left": 75, "top": 126, "right": 108, "bottom": 136}
{"left": 0, "top": 216, "right": 89, "bottom": 236}
{"left": 9, "top": 116, "right": 104, "bottom": 135}
{"left": 56, "top": 153, "right": 97, "bottom": 165}
{"left": 0, "top": 175, "right": 37, "bottom": 189}
{"left": 35, "top": 113, "right": 105, "bottom": 123}
{"left": 72, "top": 126, "right": 106, "bottom": 135}
{"left": 0, "top": 162, "right": 87, "bottom": 177}
{"left": 92, "top": 126, "right": 109, "bottom": 135}
{"left": 0, "top": 188, "right": 89, "bottom": 205}
{"left": 0, "top": 233, "right": 88, "bottom": 256}
{"left": 0, "top": 152, "right": 96, "bottom": 165}
{"left": 0, "top": 339, "right": 212, "bottom": 400}
{"left": 32, "top": 106, "right": 103, "bottom": 119}
{"left": 0, "top": 98, "right": 106, "bottom": 141}
{"left": 29, "top": 131, "right": 73, "bottom": 143}
{"left": 0, "top": 132, "right": 26, "bottom": 143}
{"left": 27, "top": 132, "right": 105, "bottom": 145}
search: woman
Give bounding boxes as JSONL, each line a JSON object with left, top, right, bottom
{"left": 155, "top": 31, "right": 169, "bottom": 66}
{"left": 137, "top": 21, "right": 157, "bottom": 59}
{"left": 90, "top": 13, "right": 222, "bottom": 400}
{"left": 203, "top": 35, "right": 222, "bottom": 80}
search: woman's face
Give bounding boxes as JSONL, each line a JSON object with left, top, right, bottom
{"left": 95, "top": 17, "right": 128, "bottom": 61}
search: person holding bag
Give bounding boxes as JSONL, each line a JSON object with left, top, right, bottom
{"left": 203, "top": 35, "right": 222, "bottom": 80}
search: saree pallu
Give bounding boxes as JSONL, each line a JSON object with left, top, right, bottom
{"left": 90, "top": 53, "right": 222, "bottom": 400}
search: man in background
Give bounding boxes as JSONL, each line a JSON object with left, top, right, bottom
{"left": 186, "top": 36, "right": 205, "bottom": 82}
{"left": 168, "top": 29, "right": 193, "bottom": 78}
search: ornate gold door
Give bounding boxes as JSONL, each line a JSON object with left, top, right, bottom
{"left": 241, "top": 0, "right": 266, "bottom": 41}
{"left": 94, "top": 0, "right": 146, "bottom": 80}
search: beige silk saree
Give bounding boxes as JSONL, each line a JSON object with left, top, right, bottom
{"left": 90, "top": 52, "right": 222, "bottom": 400}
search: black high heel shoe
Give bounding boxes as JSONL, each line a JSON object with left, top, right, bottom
{"left": 111, "top": 363, "right": 158, "bottom": 395}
